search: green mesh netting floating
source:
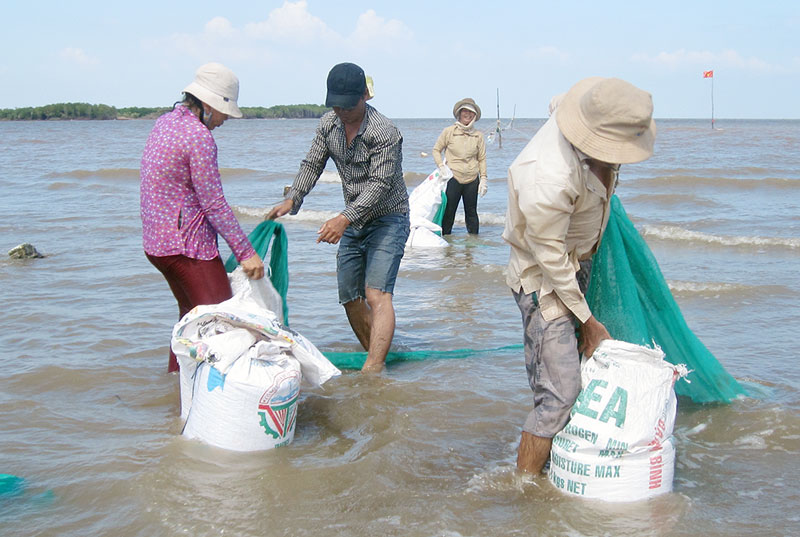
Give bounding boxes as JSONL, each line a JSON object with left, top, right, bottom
{"left": 1, "top": 474, "right": 25, "bottom": 497}
{"left": 586, "top": 196, "right": 746, "bottom": 403}
{"left": 225, "top": 220, "right": 290, "bottom": 326}
{"left": 324, "top": 344, "right": 522, "bottom": 370}
{"left": 0, "top": 473, "right": 55, "bottom": 506}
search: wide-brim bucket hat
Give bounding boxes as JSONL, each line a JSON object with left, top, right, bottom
{"left": 183, "top": 62, "right": 243, "bottom": 119}
{"left": 556, "top": 77, "right": 656, "bottom": 164}
{"left": 453, "top": 98, "right": 481, "bottom": 121}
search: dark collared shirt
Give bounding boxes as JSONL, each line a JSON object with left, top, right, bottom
{"left": 287, "top": 104, "right": 409, "bottom": 228}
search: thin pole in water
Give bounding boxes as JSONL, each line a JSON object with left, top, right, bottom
{"left": 711, "top": 74, "right": 715, "bottom": 129}
{"left": 704, "top": 69, "right": 715, "bottom": 129}
{"left": 495, "top": 88, "right": 502, "bottom": 148}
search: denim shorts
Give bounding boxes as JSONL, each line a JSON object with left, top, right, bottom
{"left": 336, "top": 213, "right": 410, "bottom": 304}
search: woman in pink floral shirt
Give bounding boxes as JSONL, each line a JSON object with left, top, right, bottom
{"left": 140, "top": 63, "right": 263, "bottom": 372}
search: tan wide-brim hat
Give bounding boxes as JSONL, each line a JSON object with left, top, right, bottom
{"left": 453, "top": 98, "right": 481, "bottom": 121}
{"left": 183, "top": 62, "right": 243, "bottom": 119}
{"left": 556, "top": 77, "right": 656, "bottom": 164}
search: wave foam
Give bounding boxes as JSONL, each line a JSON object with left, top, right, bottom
{"left": 233, "top": 206, "right": 342, "bottom": 223}
{"left": 449, "top": 212, "right": 505, "bottom": 226}
{"left": 666, "top": 280, "right": 760, "bottom": 297}
{"left": 643, "top": 225, "right": 800, "bottom": 250}
{"left": 233, "top": 207, "right": 508, "bottom": 227}
{"left": 318, "top": 170, "right": 341, "bottom": 184}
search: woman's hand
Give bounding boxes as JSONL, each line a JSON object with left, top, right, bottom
{"left": 266, "top": 199, "right": 294, "bottom": 220}
{"left": 241, "top": 254, "right": 264, "bottom": 280}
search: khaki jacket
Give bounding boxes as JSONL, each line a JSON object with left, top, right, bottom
{"left": 432, "top": 124, "right": 487, "bottom": 184}
{"left": 502, "top": 113, "right": 615, "bottom": 323}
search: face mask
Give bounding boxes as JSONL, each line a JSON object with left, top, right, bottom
{"left": 202, "top": 108, "right": 213, "bottom": 127}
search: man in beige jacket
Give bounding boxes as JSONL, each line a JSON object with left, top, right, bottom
{"left": 503, "top": 77, "right": 656, "bottom": 474}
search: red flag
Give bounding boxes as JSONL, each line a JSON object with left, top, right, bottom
{"left": 703, "top": 70, "right": 714, "bottom": 78}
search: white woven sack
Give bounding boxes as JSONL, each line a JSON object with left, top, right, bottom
{"left": 182, "top": 352, "right": 302, "bottom": 451}
{"left": 228, "top": 267, "right": 284, "bottom": 324}
{"left": 408, "top": 167, "right": 449, "bottom": 223}
{"left": 176, "top": 328, "right": 254, "bottom": 422}
{"left": 406, "top": 226, "right": 448, "bottom": 249}
{"left": 549, "top": 340, "right": 685, "bottom": 502}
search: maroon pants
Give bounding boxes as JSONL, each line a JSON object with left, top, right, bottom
{"left": 146, "top": 253, "right": 233, "bottom": 372}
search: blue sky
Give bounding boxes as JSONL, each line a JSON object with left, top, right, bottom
{"left": 2, "top": 1, "right": 798, "bottom": 118}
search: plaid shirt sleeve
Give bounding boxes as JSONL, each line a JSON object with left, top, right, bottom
{"left": 287, "top": 119, "right": 331, "bottom": 214}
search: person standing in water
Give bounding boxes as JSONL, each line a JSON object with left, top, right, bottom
{"left": 266, "top": 62, "right": 409, "bottom": 372}
{"left": 503, "top": 77, "right": 656, "bottom": 473}
{"left": 432, "top": 98, "right": 488, "bottom": 235}
{"left": 140, "top": 62, "right": 264, "bottom": 373}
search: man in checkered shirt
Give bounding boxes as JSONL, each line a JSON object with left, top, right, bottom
{"left": 268, "top": 62, "right": 410, "bottom": 372}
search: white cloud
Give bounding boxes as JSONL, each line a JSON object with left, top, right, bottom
{"left": 205, "top": 16, "right": 237, "bottom": 38}
{"left": 143, "top": 3, "right": 413, "bottom": 68}
{"left": 244, "top": 0, "right": 336, "bottom": 43}
{"left": 58, "top": 47, "right": 99, "bottom": 66}
{"left": 350, "top": 9, "right": 413, "bottom": 46}
{"left": 632, "top": 48, "right": 784, "bottom": 73}
{"left": 717, "top": 49, "right": 773, "bottom": 71}
{"left": 144, "top": 16, "right": 265, "bottom": 63}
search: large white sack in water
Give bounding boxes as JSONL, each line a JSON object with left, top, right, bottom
{"left": 177, "top": 269, "right": 284, "bottom": 422}
{"left": 181, "top": 350, "right": 302, "bottom": 451}
{"left": 406, "top": 226, "right": 448, "bottom": 248}
{"left": 173, "top": 301, "right": 340, "bottom": 423}
{"left": 172, "top": 276, "right": 341, "bottom": 449}
{"left": 548, "top": 340, "right": 686, "bottom": 502}
{"left": 408, "top": 166, "right": 450, "bottom": 223}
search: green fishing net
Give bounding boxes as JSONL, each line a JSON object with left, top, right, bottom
{"left": 225, "top": 220, "right": 289, "bottom": 326}
{"left": 323, "top": 344, "right": 522, "bottom": 370}
{"left": 586, "top": 195, "right": 746, "bottom": 403}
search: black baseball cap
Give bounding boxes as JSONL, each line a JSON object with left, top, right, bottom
{"left": 325, "top": 62, "right": 367, "bottom": 108}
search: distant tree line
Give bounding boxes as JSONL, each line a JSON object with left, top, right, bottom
{"left": 0, "top": 102, "right": 120, "bottom": 120}
{"left": 0, "top": 102, "right": 330, "bottom": 121}
{"left": 240, "top": 104, "right": 330, "bottom": 119}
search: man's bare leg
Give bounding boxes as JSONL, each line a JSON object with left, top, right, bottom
{"left": 360, "top": 288, "right": 395, "bottom": 372}
{"left": 343, "top": 298, "right": 371, "bottom": 351}
{"left": 517, "top": 431, "right": 552, "bottom": 474}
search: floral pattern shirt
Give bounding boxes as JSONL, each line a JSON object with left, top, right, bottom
{"left": 140, "top": 106, "right": 255, "bottom": 262}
